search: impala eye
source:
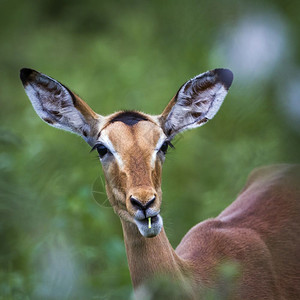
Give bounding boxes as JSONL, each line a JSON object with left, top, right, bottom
{"left": 91, "top": 144, "right": 110, "bottom": 159}
{"left": 160, "top": 142, "right": 169, "bottom": 154}
{"left": 96, "top": 144, "right": 109, "bottom": 158}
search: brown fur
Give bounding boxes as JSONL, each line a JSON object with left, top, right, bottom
{"left": 102, "top": 121, "right": 163, "bottom": 219}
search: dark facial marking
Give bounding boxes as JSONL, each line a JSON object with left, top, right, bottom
{"left": 110, "top": 111, "right": 148, "bottom": 126}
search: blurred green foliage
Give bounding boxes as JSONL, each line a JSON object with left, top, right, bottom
{"left": 0, "top": 0, "right": 299, "bottom": 299}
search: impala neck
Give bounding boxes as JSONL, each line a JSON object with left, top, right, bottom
{"left": 120, "top": 220, "right": 191, "bottom": 289}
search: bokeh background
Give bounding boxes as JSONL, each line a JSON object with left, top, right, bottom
{"left": 1, "top": 0, "right": 299, "bottom": 299}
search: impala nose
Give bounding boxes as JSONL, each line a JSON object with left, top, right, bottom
{"left": 130, "top": 195, "right": 156, "bottom": 212}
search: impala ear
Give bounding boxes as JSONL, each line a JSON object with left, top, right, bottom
{"left": 20, "top": 68, "right": 101, "bottom": 141}
{"left": 159, "top": 69, "right": 233, "bottom": 138}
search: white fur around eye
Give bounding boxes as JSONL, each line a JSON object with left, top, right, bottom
{"left": 98, "top": 131, "right": 124, "bottom": 169}
{"left": 151, "top": 134, "right": 167, "bottom": 168}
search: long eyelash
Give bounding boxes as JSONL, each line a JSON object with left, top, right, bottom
{"left": 167, "top": 141, "right": 175, "bottom": 149}
{"left": 164, "top": 140, "right": 175, "bottom": 150}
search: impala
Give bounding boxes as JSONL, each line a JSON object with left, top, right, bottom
{"left": 20, "top": 68, "right": 300, "bottom": 299}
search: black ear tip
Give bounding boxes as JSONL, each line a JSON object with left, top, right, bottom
{"left": 215, "top": 68, "right": 234, "bottom": 89}
{"left": 20, "top": 68, "right": 34, "bottom": 84}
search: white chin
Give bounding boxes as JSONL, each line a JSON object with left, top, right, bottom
{"left": 135, "top": 215, "right": 163, "bottom": 238}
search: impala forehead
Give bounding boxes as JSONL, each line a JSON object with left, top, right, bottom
{"left": 99, "top": 121, "right": 166, "bottom": 166}
{"left": 101, "top": 121, "right": 165, "bottom": 150}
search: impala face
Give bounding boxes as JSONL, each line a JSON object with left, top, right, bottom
{"left": 94, "top": 113, "right": 167, "bottom": 237}
{"left": 20, "top": 67, "right": 233, "bottom": 238}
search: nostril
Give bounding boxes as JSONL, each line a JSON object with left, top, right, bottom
{"left": 130, "top": 195, "right": 156, "bottom": 211}
{"left": 145, "top": 195, "right": 156, "bottom": 210}
{"left": 130, "top": 196, "right": 144, "bottom": 210}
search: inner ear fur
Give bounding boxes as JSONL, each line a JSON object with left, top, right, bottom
{"left": 159, "top": 68, "right": 233, "bottom": 138}
{"left": 20, "top": 68, "right": 100, "bottom": 140}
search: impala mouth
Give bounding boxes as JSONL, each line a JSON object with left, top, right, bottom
{"left": 135, "top": 214, "right": 163, "bottom": 238}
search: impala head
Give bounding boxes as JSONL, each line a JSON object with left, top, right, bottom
{"left": 20, "top": 68, "right": 233, "bottom": 237}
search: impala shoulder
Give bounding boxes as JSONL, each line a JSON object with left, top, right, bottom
{"left": 177, "top": 219, "right": 281, "bottom": 298}
{"left": 177, "top": 220, "right": 269, "bottom": 261}
{"left": 243, "top": 164, "right": 300, "bottom": 192}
